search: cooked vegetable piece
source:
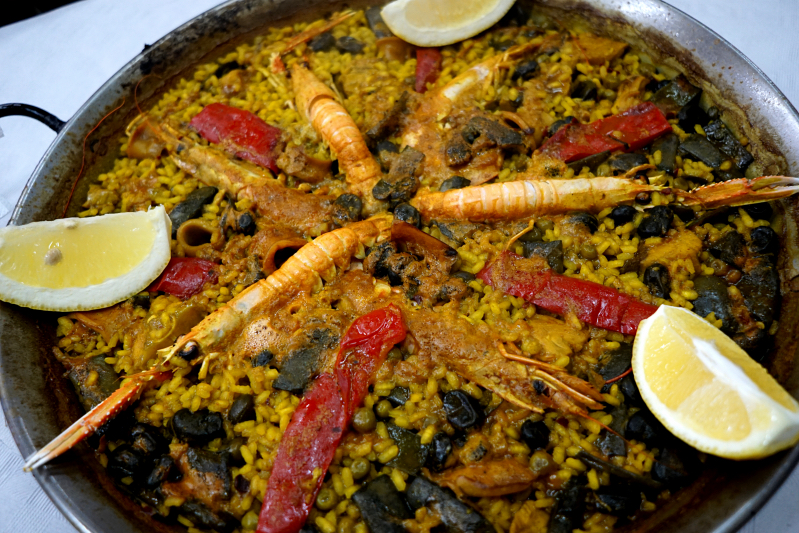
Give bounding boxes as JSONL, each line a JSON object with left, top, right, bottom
{"left": 228, "top": 394, "right": 255, "bottom": 424}
{"left": 394, "top": 202, "right": 421, "bottom": 227}
{"left": 566, "top": 149, "right": 610, "bottom": 172}
{"left": 190, "top": 103, "right": 283, "bottom": 173}
{"left": 148, "top": 258, "right": 217, "bottom": 300}
{"left": 521, "top": 240, "right": 564, "bottom": 273}
{"left": 643, "top": 264, "right": 671, "bottom": 299}
{"left": 352, "top": 475, "right": 412, "bottom": 533}
{"left": 366, "top": 6, "right": 393, "bottom": 38}
{"left": 678, "top": 133, "right": 725, "bottom": 169}
{"left": 540, "top": 103, "right": 671, "bottom": 163}
{"left": 576, "top": 451, "right": 662, "bottom": 490}
{"left": 566, "top": 212, "right": 599, "bottom": 233}
{"left": 599, "top": 343, "right": 633, "bottom": 381}
{"left": 416, "top": 48, "right": 442, "bottom": 93}
{"left": 692, "top": 275, "right": 735, "bottom": 334}
{"left": 708, "top": 231, "right": 746, "bottom": 266}
{"left": 337, "top": 35, "right": 364, "bottom": 53}
{"left": 171, "top": 408, "right": 225, "bottom": 445}
{"left": 650, "top": 74, "right": 701, "bottom": 117}
{"left": 386, "top": 424, "right": 429, "bottom": 474}
{"left": 607, "top": 152, "right": 648, "bottom": 174}
{"left": 652, "top": 133, "right": 679, "bottom": 173}
{"left": 738, "top": 261, "right": 779, "bottom": 324}
{"left": 704, "top": 119, "right": 754, "bottom": 171}
{"left": 258, "top": 305, "right": 406, "bottom": 533}
{"left": 406, "top": 476, "right": 496, "bottom": 533}
{"left": 427, "top": 432, "right": 453, "bottom": 471}
{"left": 478, "top": 251, "right": 657, "bottom": 335}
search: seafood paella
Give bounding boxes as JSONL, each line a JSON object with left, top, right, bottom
{"left": 21, "top": 3, "right": 799, "bottom": 533}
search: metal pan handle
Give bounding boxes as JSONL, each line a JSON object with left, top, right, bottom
{"left": 0, "top": 103, "right": 65, "bottom": 133}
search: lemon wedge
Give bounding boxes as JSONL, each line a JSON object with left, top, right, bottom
{"left": 0, "top": 206, "right": 171, "bottom": 312}
{"left": 381, "top": 0, "right": 517, "bottom": 47}
{"left": 632, "top": 305, "right": 799, "bottom": 459}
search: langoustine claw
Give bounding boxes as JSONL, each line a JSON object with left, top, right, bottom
{"left": 680, "top": 176, "right": 799, "bottom": 209}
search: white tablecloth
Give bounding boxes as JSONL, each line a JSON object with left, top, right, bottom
{"left": 1, "top": 0, "right": 798, "bottom": 531}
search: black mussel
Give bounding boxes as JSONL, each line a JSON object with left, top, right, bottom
{"left": 228, "top": 394, "right": 256, "bottom": 424}
{"left": 737, "top": 261, "right": 780, "bottom": 324}
{"left": 394, "top": 203, "right": 421, "bottom": 227}
{"left": 596, "top": 430, "right": 627, "bottom": 457}
{"left": 522, "top": 240, "right": 564, "bottom": 273}
{"left": 386, "top": 424, "right": 429, "bottom": 475}
{"left": 221, "top": 436, "right": 247, "bottom": 464}
{"left": 520, "top": 419, "right": 550, "bottom": 451}
{"left": 704, "top": 119, "right": 754, "bottom": 171}
{"left": 214, "top": 61, "right": 242, "bottom": 78}
{"left": 67, "top": 355, "right": 122, "bottom": 411}
{"left": 625, "top": 411, "right": 666, "bottom": 448}
{"left": 652, "top": 447, "right": 693, "bottom": 487}
{"left": 692, "top": 275, "right": 735, "bottom": 334}
{"left": 372, "top": 179, "right": 393, "bottom": 201}
{"left": 566, "top": 212, "right": 599, "bottom": 233}
{"left": 571, "top": 79, "right": 597, "bottom": 101}
{"left": 235, "top": 474, "right": 251, "bottom": 494}
{"left": 637, "top": 205, "right": 673, "bottom": 239}
{"left": 618, "top": 374, "right": 642, "bottom": 406}
{"left": 749, "top": 226, "right": 779, "bottom": 257}
{"left": 650, "top": 74, "right": 701, "bottom": 117}
{"left": 426, "top": 432, "right": 453, "bottom": 472}
{"left": 180, "top": 500, "right": 237, "bottom": 533}
{"left": 171, "top": 408, "right": 225, "bottom": 445}
{"left": 643, "top": 263, "right": 671, "bottom": 299}
{"left": 608, "top": 205, "right": 637, "bottom": 225}
{"left": 144, "top": 455, "right": 178, "bottom": 488}
{"left": 548, "top": 116, "right": 575, "bottom": 137}
{"left": 743, "top": 202, "right": 773, "bottom": 221}
{"left": 168, "top": 186, "right": 218, "bottom": 238}
{"left": 336, "top": 36, "right": 364, "bottom": 54}
{"left": 670, "top": 205, "right": 696, "bottom": 222}
{"left": 512, "top": 59, "right": 540, "bottom": 81}
{"left": 107, "top": 444, "right": 145, "bottom": 482}
{"left": 607, "top": 153, "right": 648, "bottom": 174}
{"left": 443, "top": 390, "right": 484, "bottom": 431}
{"left": 333, "top": 193, "right": 363, "bottom": 226}
{"left": 352, "top": 475, "right": 412, "bottom": 533}
{"left": 599, "top": 343, "right": 633, "bottom": 382}
{"left": 596, "top": 485, "right": 642, "bottom": 517}
{"left": 365, "top": 6, "right": 392, "bottom": 39}
{"left": 576, "top": 451, "right": 662, "bottom": 490}
{"left": 548, "top": 483, "right": 587, "bottom": 533}
{"left": 387, "top": 386, "right": 411, "bottom": 407}
{"left": 309, "top": 32, "right": 335, "bottom": 52}
{"left": 251, "top": 349, "right": 274, "bottom": 367}
{"left": 407, "top": 476, "right": 496, "bottom": 533}
{"left": 678, "top": 134, "right": 724, "bottom": 169}
{"left": 708, "top": 231, "right": 745, "bottom": 266}
{"left": 567, "top": 150, "right": 611, "bottom": 173}
{"left": 440, "top": 175, "right": 471, "bottom": 192}
{"left": 237, "top": 212, "right": 256, "bottom": 235}
{"left": 130, "top": 424, "right": 167, "bottom": 457}
{"left": 652, "top": 133, "right": 679, "bottom": 173}
{"left": 676, "top": 102, "right": 710, "bottom": 132}
{"left": 452, "top": 270, "right": 476, "bottom": 283}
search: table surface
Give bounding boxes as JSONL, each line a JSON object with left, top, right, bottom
{"left": 1, "top": 0, "right": 798, "bottom": 531}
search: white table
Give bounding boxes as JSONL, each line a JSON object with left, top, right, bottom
{"left": 1, "top": 0, "right": 798, "bottom": 531}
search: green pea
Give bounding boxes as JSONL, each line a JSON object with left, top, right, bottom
{"left": 535, "top": 219, "right": 554, "bottom": 232}
{"left": 241, "top": 510, "right": 259, "bottom": 530}
{"left": 387, "top": 347, "right": 403, "bottom": 362}
{"left": 375, "top": 399, "right": 392, "bottom": 418}
{"left": 352, "top": 408, "right": 377, "bottom": 434}
{"left": 350, "top": 457, "right": 371, "bottom": 480}
{"left": 337, "top": 517, "right": 356, "bottom": 533}
{"left": 580, "top": 243, "right": 598, "bottom": 260}
{"left": 316, "top": 487, "right": 338, "bottom": 511}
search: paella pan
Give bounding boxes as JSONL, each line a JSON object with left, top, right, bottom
{"left": 3, "top": 1, "right": 799, "bottom": 533}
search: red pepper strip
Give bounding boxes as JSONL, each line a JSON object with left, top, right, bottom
{"left": 539, "top": 102, "right": 672, "bottom": 163}
{"left": 477, "top": 251, "right": 657, "bottom": 336}
{"left": 147, "top": 257, "right": 218, "bottom": 300}
{"left": 189, "top": 103, "right": 283, "bottom": 173}
{"left": 258, "top": 304, "right": 406, "bottom": 533}
{"left": 415, "top": 48, "right": 442, "bottom": 93}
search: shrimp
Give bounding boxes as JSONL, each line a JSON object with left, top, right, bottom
{"left": 291, "top": 63, "right": 384, "bottom": 214}
{"left": 410, "top": 176, "right": 799, "bottom": 223}
{"left": 23, "top": 214, "right": 393, "bottom": 470}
